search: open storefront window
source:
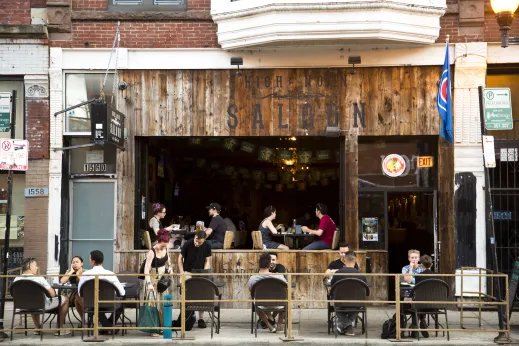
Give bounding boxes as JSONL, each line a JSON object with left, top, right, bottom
{"left": 64, "top": 74, "right": 115, "bottom": 134}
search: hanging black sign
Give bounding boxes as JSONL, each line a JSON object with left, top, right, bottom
{"left": 90, "top": 102, "right": 125, "bottom": 149}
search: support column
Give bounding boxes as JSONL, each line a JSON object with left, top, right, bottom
{"left": 47, "top": 48, "right": 64, "bottom": 275}
{"left": 453, "top": 42, "right": 487, "bottom": 270}
{"left": 345, "top": 131, "right": 358, "bottom": 249}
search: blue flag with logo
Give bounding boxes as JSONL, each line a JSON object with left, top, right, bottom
{"left": 436, "top": 42, "right": 453, "bottom": 143}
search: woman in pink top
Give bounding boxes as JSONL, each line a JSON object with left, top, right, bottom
{"left": 301, "top": 203, "right": 336, "bottom": 250}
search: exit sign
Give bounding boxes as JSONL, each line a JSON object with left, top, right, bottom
{"left": 418, "top": 156, "right": 434, "bottom": 168}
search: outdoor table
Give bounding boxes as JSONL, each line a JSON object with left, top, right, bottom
{"left": 52, "top": 284, "right": 77, "bottom": 334}
{"left": 271, "top": 233, "right": 317, "bottom": 249}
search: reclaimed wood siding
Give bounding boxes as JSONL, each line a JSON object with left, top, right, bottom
{"left": 117, "top": 250, "right": 383, "bottom": 308}
{"left": 118, "top": 67, "right": 441, "bottom": 138}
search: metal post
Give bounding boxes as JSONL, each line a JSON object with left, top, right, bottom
{"left": 0, "top": 90, "right": 16, "bottom": 340}
{"left": 395, "top": 276, "right": 401, "bottom": 341}
{"left": 461, "top": 268, "right": 465, "bottom": 328}
{"left": 94, "top": 276, "right": 99, "bottom": 338}
{"left": 478, "top": 86, "right": 507, "bottom": 342}
{"left": 287, "top": 273, "right": 293, "bottom": 339}
{"left": 506, "top": 275, "right": 510, "bottom": 340}
{"left": 181, "top": 273, "right": 185, "bottom": 339}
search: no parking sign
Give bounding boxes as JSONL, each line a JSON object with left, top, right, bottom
{"left": 0, "top": 139, "right": 28, "bottom": 171}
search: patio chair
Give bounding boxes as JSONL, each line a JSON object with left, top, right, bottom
{"left": 328, "top": 278, "right": 370, "bottom": 338}
{"left": 185, "top": 277, "right": 221, "bottom": 338}
{"left": 407, "top": 279, "right": 450, "bottom": 341}
{"left": 10, "top": 280, "right": 60, "bottom": 341}
{"left": 331, "top": 230, "right": 340, "bottom": 250}
{"left": 80, "top": 279, "right": 124, "bottom": 340}
{"left": 250, "top": 278, "right": 288, "bottom": 338}
{"left": 251, "top": 231, "right": 263, "bottom": 249}
{"left": 223, "top": 231, "right": 234, "bottom": 249}
{"left": 117, "top": 271, "right": 141, "bottom": 335}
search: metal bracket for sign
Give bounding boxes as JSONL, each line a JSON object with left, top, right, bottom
{"left": 53, "top": 98, "right": 126, "bottom": 152}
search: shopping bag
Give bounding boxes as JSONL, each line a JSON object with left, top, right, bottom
{"left": 139, "top": 293, "right": 161, "bottom": 334}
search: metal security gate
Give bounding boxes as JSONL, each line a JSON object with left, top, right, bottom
{"left": 490, "top": 119, "right": 519, "bottom": 277}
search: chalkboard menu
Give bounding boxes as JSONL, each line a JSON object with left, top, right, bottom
{"left": 508, "top": 258, "right": 519, "bottom": 318}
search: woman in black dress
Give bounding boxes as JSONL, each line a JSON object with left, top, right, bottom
{"left": 60, "top": 256, "right": 84, "bottom": 316}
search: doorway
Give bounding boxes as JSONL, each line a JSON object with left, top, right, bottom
{"left": 387, "top": 191, "right": 436, "bottom": 299}
{"left": 69, "top": 180, "right": 116, "bottom": 270}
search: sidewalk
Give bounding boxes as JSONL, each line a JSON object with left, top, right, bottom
{"left": 2, "top": 302, "right": 518, "bottom": 345}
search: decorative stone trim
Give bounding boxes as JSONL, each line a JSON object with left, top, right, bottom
{"left": 24, "top": 75, "right": 49, "bottom": 99}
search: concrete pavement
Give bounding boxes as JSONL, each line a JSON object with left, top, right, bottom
{"left": 1, "top": 302, "right": 518, "bottom": 345}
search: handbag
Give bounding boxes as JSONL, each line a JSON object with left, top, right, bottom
{"left": 157, "top": 275, "right": 171, "bottom": 294}
{"left": 139, "top": 293, "right": 161, "bottom": 334}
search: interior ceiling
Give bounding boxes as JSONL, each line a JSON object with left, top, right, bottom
{"left": 150, "top": 136, "right": 340, "bottom": 171}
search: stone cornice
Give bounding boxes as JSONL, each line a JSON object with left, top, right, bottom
{"left": 212, "top": 2, "right": 446, "bottom": 21}
{"left": 72, "top": 10, "right": 212, "bottom": 21}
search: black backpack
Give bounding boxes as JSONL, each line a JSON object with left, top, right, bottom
{"left": 381, "top": 313, "right": 406, "bottom": 339}
{"left": 173, "top": 311, "right": 197, "bottom": 331}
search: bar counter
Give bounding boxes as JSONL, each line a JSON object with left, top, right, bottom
{"left": 116, "top": 249, "right": 388, "bottom": 308}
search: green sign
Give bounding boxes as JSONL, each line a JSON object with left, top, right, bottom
{"left": 483, "top": 88, "right": 513, "bottom": 130}
{"left": 0, "top": 93, "right": 11, "bottom": 133}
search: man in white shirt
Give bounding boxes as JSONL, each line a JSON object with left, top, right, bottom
{"left": 78, "top": 250, "right": 125, "bottom": 334}
{"left": 14, "top": 258, "right": 70, "bottom": 336}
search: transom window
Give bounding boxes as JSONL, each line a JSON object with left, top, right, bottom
{"left": 109, "top": 0, "right": 186, "bottom": 11}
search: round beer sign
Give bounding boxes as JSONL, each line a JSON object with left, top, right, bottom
{"left": 382, "top": 154, "right": 406, "bottom": 177}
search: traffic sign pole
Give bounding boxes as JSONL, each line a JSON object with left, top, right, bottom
{"left": 0, "top": 90, "right": 16, "bottom": 340}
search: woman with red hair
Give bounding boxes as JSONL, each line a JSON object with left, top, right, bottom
{"left": 143, "top": 229, "right": 173, "bottom": 336}
{"left": 148, "top": 202, "right": 181, "bottom": 249}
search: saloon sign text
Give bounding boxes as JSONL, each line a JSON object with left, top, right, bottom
{"left": 226, "top": 73, "right": 367, "bottom": 130}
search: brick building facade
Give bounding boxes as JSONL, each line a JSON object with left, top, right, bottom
{"left": 2, "top": 1, "right": 519, "bottom": 287}
{"left": 0, "top": 0, "right": 50, "bottom": 273}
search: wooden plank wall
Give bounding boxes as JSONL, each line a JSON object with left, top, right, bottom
{"left": 117, "top": 250, "right": 389, "bottom": 309}
{"left": 116, "top": 66, "right": 452, "bottom": 276}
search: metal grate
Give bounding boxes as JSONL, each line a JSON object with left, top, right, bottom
{"left": 490, "top": 119, "right": 519, "bottom": 278}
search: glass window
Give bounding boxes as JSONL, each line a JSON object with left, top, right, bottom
{"left": 0, "top": 81, "right": 24, "bottom": 139}
{"left": 0, "top": 173, "right": 25, "bottom": 247}
{"left": 358, "top": 192, "right": 385, "bottom": 250}
{"left": 64, "top": 74, "right": 115, "bottom": 134}
{"left": 358, "top": 136, "right": 438, "bottom": 189}
{"left": 109, "top": 0, "right": 186, "bottom": 11}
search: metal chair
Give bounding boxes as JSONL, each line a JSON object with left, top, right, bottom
{"left": 184, "top": 277, "right": 221, "bottom": 338}
{"left": 328, "top": 278, "right": 370, "bottom": 338}
{"left": 79, "top": 279, "right": 124, "bottom": 340}
{"left": 250, "top": 278, "right": 288, "bottom": 338}
{"left": 408, "top": 279, "right": 450, "bottom": 341}
{"left": 10, "top": 280, "right": 60, "bottom": 341}
{"left": 117, "top": 271, "right": 141, "bottom": 335}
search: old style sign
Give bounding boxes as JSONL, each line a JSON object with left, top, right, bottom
{"left": 418, "top": 156, "right": 434, "bottom": 168}
{"left": 0, "top": 139, "right": 28, "bottom": 171}
{"left": 382, "top": 154, "right": 406, "bottom": 177}
{"left": 0, "top": 93, "right": 11, "bottom": 133}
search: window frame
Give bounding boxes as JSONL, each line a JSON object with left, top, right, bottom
{"left": 108, "top": 0, "right": 187, "bottom": 12}
{"left": 63, "top": 71, "right": 115, "bottom": 137}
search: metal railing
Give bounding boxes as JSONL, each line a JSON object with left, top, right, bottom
{"left": 0, "top": 271, "right": 510, "bottom": 341}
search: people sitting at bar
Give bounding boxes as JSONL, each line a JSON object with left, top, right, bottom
{"left": 149, "top": 202, "right": 181, "bottom": 249}
{"left": 60, "top": 255, "right": 84, "bottom": 317}
{"left": 259, "top": 205, "right": 289, "bottom": 250}
{"left": 325, "top": 243, "right": 359, "bottom": 281}
{"left": 401, "top": 249, "right": 424, "bottom": 285}
{"left": 301, "top": 203, "right": 336, "bottom": 250}
{"left": 415, "top": 254, "right": 439, "bottom": 284}
{"left": 178, "top": 230, "right": 212, "bottom": 328}
{"left": 248, "top": 253, "right": 286, "bottom": 333}
{"left": 203, "top": 203, "right": 227, "bottom": 249}
{"left": 14, "top": 258, "right": 71, "bottom": 336}
{"left": 330, "top": 251, "right": 367, "bottom": 336}
{"left": 78, "top": 250, "right": 125, "bottom": 335}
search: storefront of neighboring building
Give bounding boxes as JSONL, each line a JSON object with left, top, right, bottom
{"left": 0, "top": 11, "right": 50, "bottom": 273}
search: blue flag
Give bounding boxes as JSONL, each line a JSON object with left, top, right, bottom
{"left": 436, "top": 42, "right": 453, "bottom": 143}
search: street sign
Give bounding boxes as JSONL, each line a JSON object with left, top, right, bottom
{"left": 483, "top": 88, "right": 513, "bottom": 130}
{"left": 0, "top": 139, "right": 28, "bottom": 171}
{"left": 0, "top": 93, "right": 12, "bottom": 133}
{"left": 417, "top": 156, "right": 434, "bottom": 168}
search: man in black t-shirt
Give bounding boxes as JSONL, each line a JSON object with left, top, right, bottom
{"left": 203, "top": 203, "right": 227, "bottom": 249}
{"left": 178, "top": 231, "right": 212, "bottom": 328}
{"left": 269, "top": 252, "right": 286, "bottom": 275}
{"left": 325, "top": 243, "right": 359, "bottom": 281}
{"left": 331, "top": 251, "right": 367, "bottom": 336}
